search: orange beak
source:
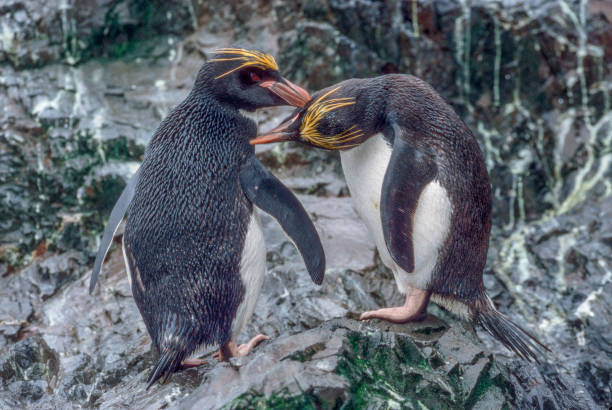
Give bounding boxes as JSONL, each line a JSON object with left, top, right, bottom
{"left": 250, "top": 113, "right": 299, "bottom": 145}
{"left": 259, "top": 78, "right": 311, "bottom": 107}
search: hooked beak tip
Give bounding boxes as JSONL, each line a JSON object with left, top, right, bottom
{"left": 260, "top": 78, "right": 311, "bottom": 107}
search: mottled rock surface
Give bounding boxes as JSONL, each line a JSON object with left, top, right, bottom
{"left": 1, "top": 0, "right": 610, "bottom": 408}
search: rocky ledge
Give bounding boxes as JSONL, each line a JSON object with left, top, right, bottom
{"left": 0, "top": 203, "right": 600, "bottom": 409}
{"left": 0, "top": 313, "right": 597, "bottom": 409}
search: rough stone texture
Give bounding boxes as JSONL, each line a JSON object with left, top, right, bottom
{"left": 0, "top": 0, "right": 610, "bottom": 408}
{"left": 272, "top": 1, "right": 612, "bottom": 407}
{"left": 179, "top": 318, "right": 594, "bottom": 409}
{"left": 0, "top": 0, "right": 203, "bottom": 68}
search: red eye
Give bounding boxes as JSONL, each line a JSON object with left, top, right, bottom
{"left": 250, "top": 72, "right": 261, "bottom": 82}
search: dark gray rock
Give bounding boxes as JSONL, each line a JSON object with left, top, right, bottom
{"left": 0, "top": 0, "right": 204, "bottom": 68}
{"left": 177, "top": 318, "right": 595, "bottom": 409}
{"left": 0, "top": 336, "right": 60, "bottom": 407}
{"left": 272, "top": 1, "right": 612, "bottom": 407}
{"left": 0, "top": 0, "right": 610, "bottom": 408}
{"left": 488, "top": 195, "right": 612, "bottom": 407}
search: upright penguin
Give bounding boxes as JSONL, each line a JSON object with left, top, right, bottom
{"left": 89, "top": 48, "right": 325, "bottom": 387}
{"left": 251, "top": 74, "right": 548, "bottom": 362}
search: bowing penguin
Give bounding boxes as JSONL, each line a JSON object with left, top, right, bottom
{"left": 251, "top": 74, "right": 548, "bottom": 362}
{"left": 89, "top": 48, "right": 325, "bottom": 387}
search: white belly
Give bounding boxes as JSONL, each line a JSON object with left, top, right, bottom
{"left": 340, "top": 133, "right": 452, "bottom": 294}
{"left": 230, "top": 210, "right": 267, "bottom": 339}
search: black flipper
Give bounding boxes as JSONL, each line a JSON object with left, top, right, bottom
{"left": 381, "top": 124, "right": 437, "bottom": 273}
{"left": 240, "top": 156, "right": 325, "bottom": 285}
{"left": 89, "top": 168, "right": 140, "bottom": 294}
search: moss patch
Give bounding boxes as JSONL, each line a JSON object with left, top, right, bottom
{"left": 226, "top": 389, "right": 320, "bottom": 410}
{"left": 335, "top": 330, "right": 512, "bottom": 409}
{"left": 337, "top": 331, "right": 444, "bottom": 408}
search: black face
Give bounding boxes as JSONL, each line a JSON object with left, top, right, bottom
{"left": 278, "top": 107, "right": 306, "bottom": 134}
{"left": 212, "top": 66, "right": 284, "bottom": 110}
{"left": 193, "top": 49, "right": 311, "bottom": 111}
{"left": 250, "top": 81, "right": 375, "bottom": 150}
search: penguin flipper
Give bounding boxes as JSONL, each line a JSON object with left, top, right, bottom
{"left": 381, "top": 124, "right": 437, "bottom": 273}
{"left": 89, "top": 168, "right": 140, "bottom": 294}
{"left": 240, "top": 156, "right": 325, "bottom": 285}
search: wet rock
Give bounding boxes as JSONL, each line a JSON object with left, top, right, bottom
{"left": 0, "top": 252, "right": 83, "bottom": 348}
{"left": 505, "top": 361, "right": 586, "bottom": 410}
{"left": 0, "top": 336, "right": 59, "bottom": 407}
{"left": 0, "top": 188, "right": 599, "bottom": 409}
{"left": 276, "top": 0, "right": 458, "bottom": 92}
{"left": 177, "top": 319, "right": 595, "bottom": 409}
{"left": 486, "top": 195, "right": 612, "bottom": 406}
{"left": 0, "top": 58, "right": 178, "bottom": 268}
{"left": 276, "top": 0, "right": 612, "bottom": 229}
{"left": 0, "top": 0, "right": 204, "bottom": 68}
{"left": 181, "top": 322, "right": 351, "bottom": 409}
{"left": 0, "top": 0, "right": 610, "bottom": 408}
{"left": 278, "top": 20, "right": 382, "bottom": 90}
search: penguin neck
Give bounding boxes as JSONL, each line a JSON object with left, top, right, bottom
{"left": 340, "top": 133, "right": 391, "bottom": 214}
{"left": 151, "top": 92, "right": 256, "bottom": 160}
{"left": 335, "top": 79, "right": 388, "bottom": 150}
{"left": 193, "top": 89, "right": 258, "bottom": 132}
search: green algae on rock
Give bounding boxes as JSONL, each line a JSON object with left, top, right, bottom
{"left": 219, "top": 319, "right": 586, "bottom": 409}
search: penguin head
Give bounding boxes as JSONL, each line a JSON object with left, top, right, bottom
{"left": 198, "top": 48, "right": 310, "bottom": 111}
{"left": 250, "top": 84, "right": 369, "bottom": 150}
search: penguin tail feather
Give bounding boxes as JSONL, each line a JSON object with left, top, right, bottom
{"left": 146, "top": 346, "right": 187, "bottom": 389}
{"left": 473, "top": 306, "right": 550, "bottom": 363}
{"left": 146, "top": 316, "right": 194, "bottom": 389}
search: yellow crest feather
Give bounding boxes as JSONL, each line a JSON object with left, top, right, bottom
{"left": 211, "top": 48, "right": 279, "bottom": 79}
{"left": 300, "top": 87, "right": 364, "bottom": 149}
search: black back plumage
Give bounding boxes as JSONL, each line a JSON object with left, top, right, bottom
{"left": 383, "top": 76, "right": 493, "bottom": 305}
{"left": 381, "top": 76, "right": 548, "bottom": 361}
{"left": 280, "top": 74, "right": 547, "bottom": 362}
{"left": 295, "top": 75, "right": 493, "bottom": 302}
{"left": 125, "top": 84, "right": 256, "bottom": 386}
{"left": 89, "top": 49, "right": 324, "bottom": 388}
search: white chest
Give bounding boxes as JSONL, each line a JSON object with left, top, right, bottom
{"left": 340, "top": 133, "right": 453, "bottom": 293}
{"left": 231, "top": 210, "right": 267, "bottom": 338}
{"left": 340, "top": 133, "right": 394, "bottom": 266}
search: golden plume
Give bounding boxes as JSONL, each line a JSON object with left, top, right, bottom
{"left": 211, "top": 48, "right": 279, "bottom": 79}
{"left": 300, "top": 87, "right": 364, "bottom": 150}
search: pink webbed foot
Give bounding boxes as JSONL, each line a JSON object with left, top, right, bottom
{"left": 180, "top": 358, "right": 206, "bottom": 369}
{"left": 236, "top": 334, "right": 269, "bottom": 356}
{"left": 214, "top": 334, "right": 270, "bottom": 362}
{"left": 360, "top": 288, "right": 431, "bottom": 324}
